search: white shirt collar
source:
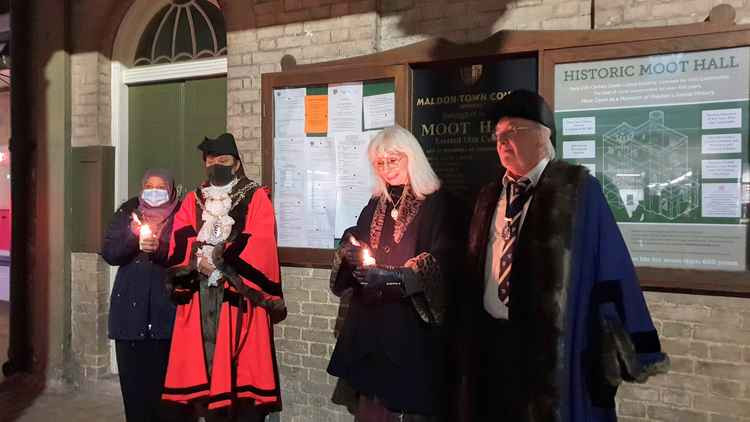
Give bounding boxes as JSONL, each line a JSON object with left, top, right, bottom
{"left": 502, "top": 157, "right": 550, "bottom": 188}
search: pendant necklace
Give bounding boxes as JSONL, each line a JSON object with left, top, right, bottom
{"left": 390, "top": 188, "right": 406, "bottom": 221}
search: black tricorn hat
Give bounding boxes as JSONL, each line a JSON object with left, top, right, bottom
{"left": 198, "top": 133, "right": 240, "bottom": 159}
{"left": 492, "top": 90, "right": 556, "bottom": 142}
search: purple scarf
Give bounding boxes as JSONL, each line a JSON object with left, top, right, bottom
{"left": 137, "top": 168, "right": 179, "bottom": 236}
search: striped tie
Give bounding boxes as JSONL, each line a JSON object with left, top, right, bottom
{"left": 497, "top": 178, "right": 533, "bottom": 305}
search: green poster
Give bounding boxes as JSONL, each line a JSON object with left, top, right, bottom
{"left": 554, "top": 47, "right": 750, "bottom": 270}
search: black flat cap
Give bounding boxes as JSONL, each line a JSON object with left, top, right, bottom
{"left": 198, "top": 133, "right": 240, "bottom": 159}
{"left": 493, "top": 90, "right": 556, "bottom": 141}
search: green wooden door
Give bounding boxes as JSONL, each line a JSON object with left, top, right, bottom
{"left": 128, "top": 76, "right": 227, "bottom": 197}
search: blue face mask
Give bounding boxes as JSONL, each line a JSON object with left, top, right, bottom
{"left": 141, "top": 189, "right": 170, "bottom": 207}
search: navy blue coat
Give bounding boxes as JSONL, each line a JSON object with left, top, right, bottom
{"left": 102, "top": 197, "right": 178, "bottom": 340}
{"left": 463, "top": 160, "right": 668, "bottom": 422}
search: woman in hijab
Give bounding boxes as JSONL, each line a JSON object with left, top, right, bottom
{"left": 101, "top": 169, "right": 181, "bottom": 422}
{"left": 327, "top": 126, "right": 460, "bottom": 421}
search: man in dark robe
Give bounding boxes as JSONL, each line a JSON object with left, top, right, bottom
{"left": 461, "top": 90, "right": 669, "bottom": 421}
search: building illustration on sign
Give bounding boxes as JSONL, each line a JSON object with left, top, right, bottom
{"left": 602, "top": 110, "right": 699, "bottom": 221}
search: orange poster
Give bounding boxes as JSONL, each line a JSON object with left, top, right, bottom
{"left": 305, "top": 95, "right": 328, "bottom": 134}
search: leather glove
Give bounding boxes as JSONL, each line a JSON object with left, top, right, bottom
{"left": 353, "top": 265, "right": 400, "bottom": 287}
{"left": 341, "top": 242, "right": 367, "bottom": 268}
{"left": 354, "top": 265, "right": 407, "bottom": 304}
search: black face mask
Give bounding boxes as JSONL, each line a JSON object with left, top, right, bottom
{"left": 207, "top": 164, "right": 236, "bottom": 186}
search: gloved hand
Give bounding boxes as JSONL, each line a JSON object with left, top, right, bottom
{"left": 352, "top": 265, "right": 400, "bottom": 287}
{"left": 341, "top": 242, "right": 367, "bottom": 268}
{"left": 353, "top": 265, "right": 406, "bottom": 304}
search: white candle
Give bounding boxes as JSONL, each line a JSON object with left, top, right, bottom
{"left": 140, "top": 224, "right": 152, "bottom": 240}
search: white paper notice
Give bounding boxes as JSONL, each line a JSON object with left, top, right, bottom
{"left": 702, "top": 183, "right": 740, "bottom": 218}
{"left": 306, "top": 138, "right": 337, "bottom": 248}
{"left": 562, "top": 117, "right": 596, "bottom": 135}
{"left": 702, "top": 108, "right": 742, "bottom": 129}
{"left": 363, "top": 93, "right": 395, "bottom": 130}
{"left": 274, "top": 137, "right": 308, "bottom": 247}
{"left": 563, "top": 140, "right": 596, "bottom": 159}
{"left": 274, "top": 88, "right": 306, "bottom": 138}
{"left": 702, "top": 159, "right": 742, "bottom": 180}
{"left": 328, "top": 82, "right": 363, "bottom": 134}
{"left": 702, "top": 133, "right": 743, "bottom": 154}
{"left": 335, "top": 133, "right": 375, "bottom": 235}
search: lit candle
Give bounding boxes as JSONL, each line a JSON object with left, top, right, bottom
{"left": 140, "top": 224, "right": 152, "bottom": 240}
{"left": 362, "top": 248, "right": 376, "bottom": 266}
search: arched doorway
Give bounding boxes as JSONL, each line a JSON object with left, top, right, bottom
{"left": 110, "top": 0, "right": 228, "bottom": 372}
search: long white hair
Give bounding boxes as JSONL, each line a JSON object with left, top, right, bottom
{"left": 367, "top": 125, "right": 441, "bottom": 200}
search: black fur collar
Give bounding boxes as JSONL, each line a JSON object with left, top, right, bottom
{"left": 511, "top": 160, "right": 588, "bottom": 421}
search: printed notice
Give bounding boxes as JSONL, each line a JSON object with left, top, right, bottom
{"left": 328, "top": 82, "right": 363, "bottom": 134}
{"left": 702, "top": 108, "right": 742, "bottom": 129}
{"left": 702, "top": 133, "right": 742, "bottom": 154}
{"left": 335, "top": 132, "right": 375, "bottom": 235}
{"left": 274, "top": 88, "right": 306, "bottom": 138}
{"left": 702, "top": 183, "right": 740, "bottom": 218}
{"left": 305, "top": 95, "right": 328, "bottom": 134}
{"left": 274, "top": 137, "right": 308, "bottom": 247}
{"left": 363, "top": 93, "right": 395, "bottom": 130}
{"left": 701, "top": 159, "right": 742, "bottom": 179}
{"left": 563, "top": 140, "right": 596, "bottom": 159}
{"left": 307, "top": 138, "right": 336, "bottom": 248}
{"left": 562, "top": 117, "right": 596, "bottom": 135}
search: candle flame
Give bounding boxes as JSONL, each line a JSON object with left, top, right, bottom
{"left": 140, "top": 224, "right": 152, "bottom": 239}
{"left": 362, "top": 248, "right": 376, "bottom": 266}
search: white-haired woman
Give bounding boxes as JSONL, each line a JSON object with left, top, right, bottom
{"left": 327, "top": 125, "right": 458, "bottom": 422}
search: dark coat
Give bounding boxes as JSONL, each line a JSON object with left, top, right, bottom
{"left": 461, "top": 160, "right": 669, "bottom": 422}
{"left": 102, "top": 197, "right": 178, "bottom": 340}
{"left": 328, "top": 187, "right": 460, "bottom": 416}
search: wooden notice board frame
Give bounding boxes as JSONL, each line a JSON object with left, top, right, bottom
{"left": 261, "top": 5, "right": 750, "bottom": 296}
{"left": 261, "top": 64, "right": 409, "bottom": 268}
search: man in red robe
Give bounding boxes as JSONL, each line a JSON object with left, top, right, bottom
{"left": 162, "top": 133, "right": 285, "bottom": 422}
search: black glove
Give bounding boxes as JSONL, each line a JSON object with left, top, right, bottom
{"left": 354, "top": 265, "right": 406, "bottom": 304}
{"left": 341, "top": 242, "right": 367, "bottom": 268}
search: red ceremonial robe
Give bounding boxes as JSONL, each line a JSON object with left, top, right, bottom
{"left": 162, "top": 184, "right": 282, "bottom": 411}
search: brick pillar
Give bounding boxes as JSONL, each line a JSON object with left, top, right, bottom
{"left": 71, "top": 253, "right": 111, "bottom": 382}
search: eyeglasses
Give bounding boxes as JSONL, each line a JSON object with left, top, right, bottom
{"left": 492, "top": 126, "right": 532, "bottom": 144}
{"left": 374, "top": 155, "right": 404, "bottom": 170}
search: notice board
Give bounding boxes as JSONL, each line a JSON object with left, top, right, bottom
{"left": 261, "top": 65, "right": 408, "bottom": 267}
{"left": 543, "top": 24, "right": 750, "bottom": 295}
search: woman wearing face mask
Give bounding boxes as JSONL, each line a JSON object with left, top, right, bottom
{"left": 162, "top": 133, "right": 285, "bottom": 422}
{"left": 328, "top": 125, "right": 461, "bottom": 422}
{"left": 101, "top": 168, "right": 181, "bottom": 422}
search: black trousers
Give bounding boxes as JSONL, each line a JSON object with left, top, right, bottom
{"left": 115, "top": 339, "right": 173, "bottom": 422}
{"left": 355, "top": 395, "right": 438, "bottom": 422}
{"left": 475, "top": 314, "right": 521, "bottom": 421}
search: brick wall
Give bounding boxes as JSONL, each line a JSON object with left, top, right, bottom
{"left": 238, "top": 2, "right": 750, "bottom": 421}
{"left": 223, "top": 1, "right": 591, "bottom": 420}
{"left": 595, "top": 0, "right": 750, "bottom": 28}
{"left": 619, "top": 293, "right": 750, "bottom": 422}
{"left": 70, "top": 253, "right": 110, "bottom": 382}
{"left": 70, "top": 50, "right": 112, "bottom": 383}
{"left": 65, "top": 0, "right": 750, "bottom": 419}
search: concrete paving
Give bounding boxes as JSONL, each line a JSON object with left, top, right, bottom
{"left": 0, "top": 375, "right": 125, "bottom": 422}
{"left": 0, "top": 300, "right": 125, "bottom": 422}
